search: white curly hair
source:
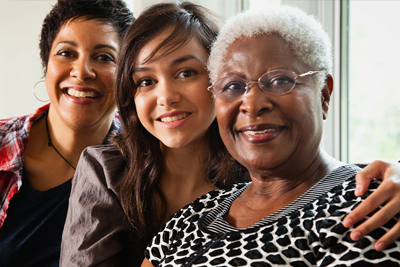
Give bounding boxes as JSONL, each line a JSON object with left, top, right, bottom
{"left": 208, "top": 5, "right": 332, "bottom": 89}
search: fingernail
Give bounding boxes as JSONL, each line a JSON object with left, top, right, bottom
{"left": 343, "top": 218, "right": 353, "bottom": 227}
{"left": 355, "top": 184, "right": 361, "bottom": 195}
{"left": 351, "top": 231, "right": 361, "bottom": 241}
{"left": 375, "top": 242, "right": 385, "bottom": 251}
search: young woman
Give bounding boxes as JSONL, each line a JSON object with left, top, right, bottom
{"left": 0, "top": 0, "right": 132, "bottom": 266}
{"left": 61, "top": 2, "right": 400, "bottom": 266}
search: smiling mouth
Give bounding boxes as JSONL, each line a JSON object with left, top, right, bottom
{"left": 243, "top": 129, "right": 280, "bottom": 136}
{"left": 243, "top": 128, "right": 281, "bottom": 136}
{"left": 67, "top": 88, "right": 99, "bottom": 98}
{"left": 159, "top": 112, "right": 190, "bottom": 122}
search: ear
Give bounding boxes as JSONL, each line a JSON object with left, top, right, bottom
{"left": 321, "top": 74, "right": 333, "bottom": 120}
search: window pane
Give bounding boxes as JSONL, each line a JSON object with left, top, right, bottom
{"left": 348, "top": 0, "right": 400, "bottom": 162}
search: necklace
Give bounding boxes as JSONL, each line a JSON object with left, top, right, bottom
{"left": 45, "top": 114, "right": 76, "bottom": 171}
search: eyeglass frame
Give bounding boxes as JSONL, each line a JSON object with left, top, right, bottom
{"left": 207, "top": 69, "right": 321, "bottom": 102}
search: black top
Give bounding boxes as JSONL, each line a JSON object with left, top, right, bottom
{"left": 0, "top": 176, "right": 71, "bottom": 267}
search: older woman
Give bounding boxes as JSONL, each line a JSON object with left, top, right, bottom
{"left": 0, "top": 0, "right": 132, "bottom": 265}
{"left": 143, "top": 5, "right": 400, "bottom": 266}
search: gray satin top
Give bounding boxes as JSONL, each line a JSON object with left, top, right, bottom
{"left": 60, "top": 145, "right": 138, "bottom": 266}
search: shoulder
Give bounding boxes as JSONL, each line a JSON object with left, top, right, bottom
{"left": 0, "top": 115, "right": 27, "bottom": 137}
{"left": 81, "top": 144, "right": 125, "bottom": 166}
{"left": 189, "top": 182, "right": 247, "bottom": 210}
{"left": 75, "top": 144, "right": 127, "bottom": 196}
{"left": 164, "top": 183, "right": 249, "bottom": 229}
{"left": 0, "top": 115, "right": 30, "bottom": 159}
{"left": 0, "top": 104, "right": 49, "bottom": 144}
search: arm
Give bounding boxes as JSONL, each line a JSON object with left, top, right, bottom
{"left": 60, "top": 147, "right": 132, "bottom": 267}
{"left": 342, "top": 160, "right": 400, "bottom": 251}
{"left": 141, "top": 258, "right": 155, "bottom": 267}
{"left": 316, "top": 176, "right": 400, "bottom": 266}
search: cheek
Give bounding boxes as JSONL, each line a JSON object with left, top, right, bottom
{"left": 134, "top": 95, "right": 146, "bottom": 124}
{"left": 215, "top": 99, "right": 238, "bottom": 145}
{"left": 45, "top": 61, "right": 63, "bottom": 90}
{"left": 215, "top": 99, "right": 236, "bottom": 128}
{"left": 100, "top": 67, "right": 117, "bottom": 91}
{"left": 198, "top": 93, "right": 216, "bottom": 120}
{"left": 283, "top": 91, "right": 316, "bottom": 119}
{"left": 134, "top": 93, "right": 155, "bottom": 130}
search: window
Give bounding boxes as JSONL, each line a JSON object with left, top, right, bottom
{"left": 346, "top": 0, "right": 400, "bottom": 162}
{"left": 125, "top": 0, "right": 400, "bottom": 163}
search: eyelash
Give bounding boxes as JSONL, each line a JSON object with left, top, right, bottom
{"left": 96, "top": 54, "right": 115, "bottom": 62}
{"left": 134, "top": 68, "right": 200, "bottom": 89}
{"left": 56, "top": 50, "right": 115, "bottom": 63}
{"left": 136, "top": 78, "right": 156, "bottom": 88}
{"left": 56, "top": 50, "right": 74, "bottom": 57}
{"left": 176, "top": 68, "right": 198, "bottom": 78}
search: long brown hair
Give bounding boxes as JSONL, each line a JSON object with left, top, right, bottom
{"left": 114, "top": 1, "right": 232, "bottom": 251}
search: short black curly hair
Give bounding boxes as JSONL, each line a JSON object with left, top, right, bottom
{"left": 39, "top": 0, "right": 133, "bottom": 76}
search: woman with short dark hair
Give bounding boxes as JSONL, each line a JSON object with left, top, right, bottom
{"left": 0, "top": 1, "right": 132, "bottom": 265}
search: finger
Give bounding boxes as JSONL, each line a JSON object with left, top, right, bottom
{"left": 355, "top": 160, "right": 388, "bottom": 196}
{"left": 343, "top": 183, "right": 392, "bottom": 228}
{"left": 348, "top": 200, "right": 399, "bottom": 241}
{"left": 374, "top": 220, "right": 400, "bottom": 251}
{"left": 343, "top": 181, "right": 394, "bottom": 228}
{"left": 355, "top": 172, "right": 373, "bottom": 196}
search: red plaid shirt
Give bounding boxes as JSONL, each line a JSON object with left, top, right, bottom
{"left": 0, "top": 104, "right": 120, "bottom": 228}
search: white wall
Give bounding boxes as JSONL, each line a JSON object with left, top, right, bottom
{"left": 0, "top": 0, "right": 337, "bottom": 158}
{"left": 0, "top": 1, "right": 57, "bottom": 118}
{"left": 0, "top": 0, "right": 238, "bottom": 119}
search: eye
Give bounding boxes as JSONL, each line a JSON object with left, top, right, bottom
{"left": 96, "top": 54, "right": 115, "bottom": 63}
{"left": 269, "top": 76, "right": 293, "bottom": 87}
{"left": 176, "top": 69, "right": 198, "bottom": 79}
{"left": 56, "top": 50, "right": 74, "bottom": 58}
{"left": 222, "top": 81, "right": 246, "bottom": 93}
{"left": 136, "top": 78, "right": 156, "bottom": 88}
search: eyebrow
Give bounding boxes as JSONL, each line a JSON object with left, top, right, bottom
{"left": 133, "top": 54, "right": 206, "bottom": 73}
{"left": 55, "top": 41, "right": 118, "bottom": 52}
{"left": 172, "top": 55, "right": 206, "bottom": 65}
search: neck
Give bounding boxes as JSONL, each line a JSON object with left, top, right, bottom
{"left": 159, "top": 142, "right": 217, "bottom": 224}
{"left": 46, "top": 107, "right": 113, "bottom": 168}
{"left": 246, "top": 148, "right": 344, "bottom": 209}
{"left": 161, "top": 143, "right": 212, "bottom": 191}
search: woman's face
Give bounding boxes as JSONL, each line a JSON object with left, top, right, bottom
{"left": 46, "top": 18, "right": 119, "bottom": 129}
{"left": 133, "top": 27, "right": 215, "bottom": 150}
{"left": 215, "top": 34, "right": 329, "bottom": 177}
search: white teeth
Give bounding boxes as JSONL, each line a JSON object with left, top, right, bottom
{"left": 67, "top": 89, "right": 97, "bottom": 98}
{"left": 243, "top": 129, "right": 277, "bottom": 136}
{"left": 160, "top": 112, "right": 190, "bottom": 122}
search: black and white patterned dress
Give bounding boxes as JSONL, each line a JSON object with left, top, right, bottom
{"left": 145, "top": 164, "right": 400, "bottom": 266}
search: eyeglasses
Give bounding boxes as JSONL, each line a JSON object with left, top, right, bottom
{"left": 208, "top": 69, "right": 320, "bottom": 102}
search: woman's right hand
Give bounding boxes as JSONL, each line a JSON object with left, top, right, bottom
{"left": 342, "top": 160, "right": 400, "bottom": 251}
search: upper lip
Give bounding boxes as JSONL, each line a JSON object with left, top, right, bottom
{"left": 62, "top": 86, "right": 103, "bottom": 97}
{"left": 238, "top": 124, "right": 285, "bottom": 132}
{"left": 157, "top": 110, "right": 191, "bottom": 120}
{"left": 63, "top": 86, "right": 101, "bottom": 92}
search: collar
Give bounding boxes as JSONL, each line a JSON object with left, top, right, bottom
{"left": 0, "top": 104, "right": 50, "bottom": 175}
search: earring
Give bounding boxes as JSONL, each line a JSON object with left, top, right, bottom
{"left": 33, "top": 80, "right": 50, "bottom": 102}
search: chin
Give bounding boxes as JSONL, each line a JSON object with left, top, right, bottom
{"left": 238, "top": 154, "right": 284, "bottom": 174}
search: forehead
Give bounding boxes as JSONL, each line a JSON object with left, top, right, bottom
{"left": 219, "top": 34, "right": 309, "bottom": 78}
{"left": 54, "top": 18, "right": 119, "bottom": 48}
{"left": 135, "top": 26, "right": 208, "bottom": 66}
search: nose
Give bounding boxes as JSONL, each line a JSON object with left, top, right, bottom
{"left": 70, "top": 56, "right": 96, "bottom": 81}
{"left": 240, "top": 83, "right": 273, "bottom": 117}
{"left": 156, "top": 79, "right": 181, "bottom": 106}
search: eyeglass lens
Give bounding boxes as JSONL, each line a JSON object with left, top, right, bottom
{"left": 214, "top": 70, "right": 297, "bottom": 102}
